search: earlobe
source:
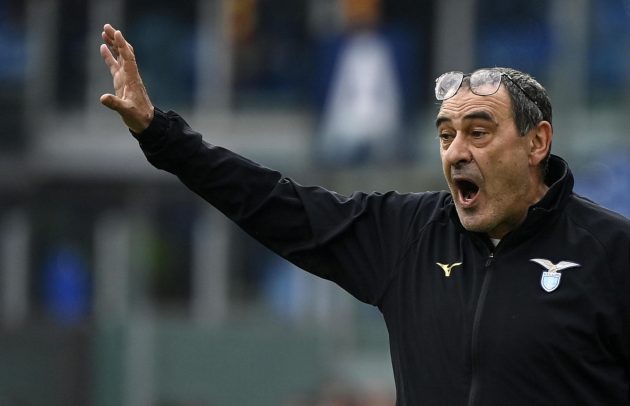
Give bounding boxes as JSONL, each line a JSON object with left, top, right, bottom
{"left": 529, "top": 121, "right": 553, "bottom": 166}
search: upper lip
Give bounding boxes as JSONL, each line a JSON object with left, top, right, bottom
{"left": 451, "top": 173, "right": 481, "bottom": 188}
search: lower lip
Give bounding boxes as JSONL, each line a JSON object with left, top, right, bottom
{"left": 458, "top": 190, "right": 480, "bottom": 209}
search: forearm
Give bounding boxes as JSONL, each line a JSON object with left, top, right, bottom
{"left": 134, "top": 109, "right": 332, "bottom": 264}
{"left": 134, "top": 108, "right": 293, "bottom": 228}
{"left": 133, "top": 108, "right": 417, "bottom": 304}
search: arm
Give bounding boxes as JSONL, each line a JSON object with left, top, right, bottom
{"left": 99, "top": 25, "right": 423, "bottom": 305}
{"left": 134, "top": 108, "right": 422, "bottom": 304}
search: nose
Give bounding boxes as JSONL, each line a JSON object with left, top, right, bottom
{"left": 442, "top": 132, "right": 472, "bottom": 168}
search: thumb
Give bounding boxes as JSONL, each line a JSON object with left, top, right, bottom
{"left": 100, "top": 93, "right": 125, "bottom": 111}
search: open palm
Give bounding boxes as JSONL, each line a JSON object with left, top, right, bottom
{"left": 100, "top": 24, "right": 154, "bottom": 133}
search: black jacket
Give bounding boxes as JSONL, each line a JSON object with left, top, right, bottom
{"left": 135, "top": 108, "right": 630, "bottom": 405}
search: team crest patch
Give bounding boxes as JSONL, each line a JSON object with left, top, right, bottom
{"left": 540, "top": 272, "right": 562, "bottom": 292}
{"left": 530, "top": 258, "right": 580, "bottom": 293}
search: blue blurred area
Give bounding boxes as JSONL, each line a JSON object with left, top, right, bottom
{"left": 43, "top": 246, "right": 90, "bottom": 325}
{"left": 588, "top": 0, "right": 630, "bottom": 102}
{"left": 126, "top": 6, "right": 197, "bottom": 108}
{"left": 574, "top": 150, "right": 630, "bottom": 218}
{"left": 0, "top": 10, "right": 26, "bottom": 82}
{"left": 476, "top": 1, "right": 552, "bottom": 80}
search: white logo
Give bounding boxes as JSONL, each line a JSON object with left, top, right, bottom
{"left": 530, "top": 258, "right": 580, "bottom": 293}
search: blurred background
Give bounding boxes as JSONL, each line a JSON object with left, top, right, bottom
{"left": 1, "top": 0, "right": 630, "bottom": 404}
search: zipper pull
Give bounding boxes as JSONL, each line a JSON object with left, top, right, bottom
{"left": 485, "top": 253, "right": 494, "bottom": 267}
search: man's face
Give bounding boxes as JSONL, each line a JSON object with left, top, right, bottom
{"left": 436, "top": 85, "right": 541, "bottom": 239}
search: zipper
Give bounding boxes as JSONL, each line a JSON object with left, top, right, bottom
{"left": 467, "top": 251, "right": 495, "bottom": 406}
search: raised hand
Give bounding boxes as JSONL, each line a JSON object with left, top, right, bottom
{"left": 100, "top": 24, "right": 154, "bottom": 134}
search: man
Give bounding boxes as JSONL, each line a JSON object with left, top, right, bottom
{"left": 100, "top": 24, "right": 630, "bottom": 405}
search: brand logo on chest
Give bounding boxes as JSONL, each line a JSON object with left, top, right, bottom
{"left": 436, "top": 262, "right": 462, "bottom": 277}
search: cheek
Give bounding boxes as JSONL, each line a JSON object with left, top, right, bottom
{"left": 492, "top": 163, "right": 529, "bottom": 203}
{"left": 483, "top": 152, "right": 529, "bottom": 195}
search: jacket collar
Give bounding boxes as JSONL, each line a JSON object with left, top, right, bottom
{"left": 531, "top": 154, "right": 573, "bottom": 214}
{"left": 448, "top": 154, "right": 574, "bottom": 245}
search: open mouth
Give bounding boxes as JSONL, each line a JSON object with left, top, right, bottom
{"left": 455, "top": 179, "right": 480, "bottom": 204}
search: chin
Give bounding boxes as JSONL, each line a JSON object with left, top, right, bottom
{"left": 461, "top": 221, "right": 489, "bottom": 233}
{"left": 456, "top": 209, "right": 492, "bottom": 234}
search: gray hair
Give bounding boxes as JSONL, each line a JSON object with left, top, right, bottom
{"left": 496, "top": 67, "right": 552, "bottom": 135}
{"left": 462, "top": 67, "right": 553, "bottom": 174}
{"left": 460, "top": 67, "right": 552, "bottom": 135}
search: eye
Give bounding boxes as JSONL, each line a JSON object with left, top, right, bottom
{"left": 438, "top": 131, "right": 455, "bottom": 143}
{"left": 470, "top": 129, "right": 488, "bottom": 139}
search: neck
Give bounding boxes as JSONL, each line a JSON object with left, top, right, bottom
{"left": 532, "top": 175, "right": 550, "bottom": 205}
{"left": 486, "top": 178, "right": 549, "bottom": 240}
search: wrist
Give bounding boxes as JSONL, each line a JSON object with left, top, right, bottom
{"left": 129, "top": 105, "right": 154, "bottom": 134}
{"left": 131, "top": 106, "right": 165, "bottom": 140}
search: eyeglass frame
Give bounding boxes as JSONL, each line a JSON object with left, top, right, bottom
{"left": 434, "top": 69, "right": 543, "bottom": 116}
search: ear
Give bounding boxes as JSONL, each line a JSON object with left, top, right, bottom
{"left": 528, "top": 120, "right": 553, "bottom": 167}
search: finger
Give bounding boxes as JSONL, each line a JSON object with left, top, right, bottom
{"left": 99, "top": 43, "right": 116, "bottom": 63}
{"left": 100, "top": 44, "right": 120, "bottom": 74}
{"left": 102, "top": 31, "right": 114, "bottom": 48}
{"left": 102, "top": 25, "right": 119, "bottom": 58}
{"left": 101, "top": 36, "right": 120, "bottom": 62}
{"left": 103, "top": 24, "right": 117, "bottom": 41}
{"left": 101, "top": 24, "right": 116, "bottom": 47}
{"left": 102, "top": 34, "right": 119, "bottom": 60}
{"left": 100, "top": 93, "right": 127, "bottom": 111}
{"left": 99, "top": 93, "right": 116, "bottom": 109}
{"left": 114, "top": 30, "right": 135, "bottom": 62}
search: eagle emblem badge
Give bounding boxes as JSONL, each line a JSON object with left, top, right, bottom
{"left": 530, "top": 258, "right": 580, "bottom": 292}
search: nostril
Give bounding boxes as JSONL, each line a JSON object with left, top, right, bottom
{"left": 452, "top": 156, "right": 472, "bottom": 169}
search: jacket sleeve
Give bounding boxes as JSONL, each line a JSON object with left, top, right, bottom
{"left": 133, "top": 108, "right": 425, "bottom": 305}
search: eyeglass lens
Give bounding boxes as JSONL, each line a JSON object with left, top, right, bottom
{"left": 469, "top": 69, "right": 502, "bottom": 96}
{"left": 435, "top": 69, "right": 503, "bottom": 100}
{"left": 435, "top": 72, "right": 463, "bottom": 100}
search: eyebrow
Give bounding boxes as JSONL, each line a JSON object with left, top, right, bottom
{"left": 435, "top": 110, "right": 498, "bottom": 128}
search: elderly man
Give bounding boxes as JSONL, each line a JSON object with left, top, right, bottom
{"left": 100, "top": 24, "right": 630, "bottom": 405}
